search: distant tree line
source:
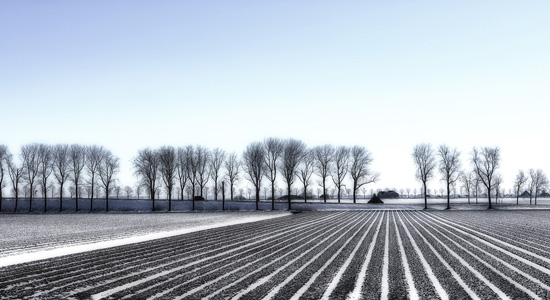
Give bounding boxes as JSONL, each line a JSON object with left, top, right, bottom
{"left": 131, "top": 138, "right": 379, "bottom": 211}
{"left": 0, "top": 144, "right": 120, "bottom": 212}
{"left": 412, "top": 143, "right": 549, "bottom": 210}
{"left": 1, "top": 140, "right": 548, "bottom": 213}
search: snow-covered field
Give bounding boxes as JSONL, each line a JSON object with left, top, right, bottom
{"left": 2, "top": 210, "right": 550, "bottom": 299}
{"left": 0, "top": 211, "right": 290, "bottom": 266}
{"left": 2, "top": 196, "right": 549, "bottom": 212}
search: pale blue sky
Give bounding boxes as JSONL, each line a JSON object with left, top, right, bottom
{"left": 1, "top": 1, "right": 549, "bottom": 192}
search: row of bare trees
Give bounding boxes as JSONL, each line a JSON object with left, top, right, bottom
{"left": 131, "top": 138, "right": 378, "bottom": 211}
{"left": 413, "top": 144, "right": 549, "bottom": 209}
{"left": 413, "top": 144, "right": 500, "bottom": 209}
{"left": 0, "top": 144, "right": 120, "bottom": 212}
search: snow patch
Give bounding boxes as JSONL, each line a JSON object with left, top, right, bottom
{"left": 0, "top": 213, "right": 289, "bottom": 268}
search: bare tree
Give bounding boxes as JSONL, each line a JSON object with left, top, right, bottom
{"left": 514, "top": 170, "right": 528, "bottom": 205}
{"left": 437, "top": 145, "right": 461, "bottom": 209}
{"left": 242, "top": 142, "right": 266, "bottom": 210}
{"left": 529, "top": 169, "right": 549, "bottom": 205}
{"left": 348, "top": 145, "right": 379, "bottom": 203}
{"left": 114, "top": 185, "right": 122, "bottom": 199}
{"left": 37, "top": 144, "right": 53, "bottom": 212}
{"left": 494, "top": 173, "right": 503, "bottom": 204}
{"left": 280, "top": 139, "right": 307, "bottom": 210}
{"left": 471, "top": 147, "right": 500, "bottom": 209}
{"left": 7, "top": 152, "right": 23, "bottom": 212}
{"left": 21, "top": 144, "right": 41, "bottom": 212}
{"left": 263, "top": 137, "right": 284, "bottom": 209}
{"left": 135, "top": 183, "right": 142, "bottom": 199}
{"left": 176, "top": 147, "right": 188, "bottom": 200}
{"left": 331, "top": 146, "right": 350, "bottom": 203}
{"left": 0, "top": 145, "right": 8, "bottom": 211}
{"left": 224, "top": 152, "right": 240, "bottom": 201}
{"left": 158, "top": 146, "right": 177, "bottom": 210}
{"left": 124, "top": 186, "right": 133, "bottom": 199}
{"left": 297, "top": 149, "right": 315, "bottom": 202}
{"left": 196, "top": 146, "right": 210, "bottom": 199}
{"left": 185, "top": 146, "right": 199, "bottom": 210}
{"left": 313, "top": 145, "right": 334, "bottom": 202}
{"left": 69, "top": 144, "right": 86, "bottom": 211}
{"left": 86, "top": 145, "right": 104, "bottom": 211}
{"left": 98, "top": 148, "right": 120, "bottom": 211}
{"left": 412, "top": 143, "right": 436, "bottom": 209}
{"left": 209, "top": 148, "right": 227, "bottom": 201}
{"left": 460, "top": 171, "right": 474, "bottom": 204}
{"left": 52, "top": 144, "right": 70, "bottom": 211}
{"left": 133, "top": 148, "right": 160, "bottom": 210}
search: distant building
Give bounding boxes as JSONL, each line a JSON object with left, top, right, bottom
{"left": 377, "top": 190, "right": 399, "bottom": 199}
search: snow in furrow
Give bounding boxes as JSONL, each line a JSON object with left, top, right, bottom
{"left": 282, "top": 213, "right": 377, "bottom": 300}
{"left": 216, "top": 212, "right": 368, "bottom": 300}
{"left": 391, "top": 212, "right": 419, "bottom": 300}
{"left": 404, "top": 211, "right": 506, "bottom": 300}
{"left": 427, "top": 212, "right": 550, "bottom": 267}
{"left": 414, "top": 212, "right": 545, "bottom": 299}
{"left": 346, "top": 211, "right": 385, "bottom": 300}
{"left": 264, "top": 211, "right": 376, "bottom": 300}
{"left": 319, "top": 212, "right": 381, "bottom": 300}
{"left": 380, "top": 212, "right": 390, "bottom": 300}
{"left": 6, "top": 219, "right": 265, "bottom": 294}
{"left": 0, "top": 213, "right": 289, "bottom": 268}
{"left": 396, "top": 212, "right": 449, "bottom": 300}
{"left": 30, "top": 217, "right": 298, "bottom": 299}
{"left": 145, "top": 212, "right": 348, "bottom": 300}
{"left": 4, "top": 212, "right": 294, "bottom": 296}
{"left": 440, "top": 212, "right": 550, "bottom": 256}
{"left": 424, "top": 212, "right": 550, "bottom": 275}
{"left": 89, "top": 212, "right": 345, "bottom": 300}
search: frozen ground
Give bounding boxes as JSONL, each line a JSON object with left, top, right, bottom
{"left": 0, "top": 211, "right": 290, "bottom": 267}
{"left": 3, "top": 210, "right": 550, "bottom": 299}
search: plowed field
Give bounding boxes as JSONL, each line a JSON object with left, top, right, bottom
{"left": 2, "top": 210, "right": 550, "bottom": 299}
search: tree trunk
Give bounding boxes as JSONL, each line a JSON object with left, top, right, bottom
{"left": 287, "top": 183, "right": 292, "bottom": 211}
{"left": 487, "top": 187, "right": 492, "bottom": 209}
{"left": 353, "top": 181, "right": 358, "bottom": 204}
{"left": 446, "top": 182, "right": 450, "bottom": 210}
{"left": 337, "top": 186, "right": 341, "bottom": 203}
{"left": 222, "top": 181, "right": 225, "bottom": 211}
{"left": 423, "top": 181, "right": 428, "bottom": 210}
{"left": 59, "top": 183, "right": 63, "bottom": 212}
{"left": 256, "top": 187, "right": 260, "bottom": 210}
{"left": 303, "top": 184, "right": 307, "bottom": 203}
{"left": 75, "top": 182, "right": 79, "bottom": 211}
{"left": 271, "top": 182, "right": 275, "bottom": 210}
{"left": 322, "top": 179, "right": 327, "bottom": 203}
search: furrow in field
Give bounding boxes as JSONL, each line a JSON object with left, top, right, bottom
{"left": 390, "top": 211, "right": 417, "bottom": 300}
{"left": 8, "top": 212, "right": 341, "bottom": 299}
{"left": 317, "top": 212, "right": 382, "bottom": 300}
{"left": 85, "top": 212, "right": 352, "bottom": 300}
{"left": 72, "top": 212, "right": 346, "bottom": 299}
{"left": 425, "top": 212, "right": 550, "bottom": 272}
{"left": 395, "top": 212, "right": 449, "bottom": 300}
{"left": 1, "top": 216, "right": 299, "bottom": 297}
{"left": 225, "top": 212, "right": 370, "bottom": 300}
{"left": 414, "top": 212, "right": 547, "bottom": 299}
{"left": 192, "top": 212, "right": 368, "bottom": 300}
{"left": 436, "top": 212, "right": 550, "bottom": 255}
{"left": 380, "top": 212, "right": 390, "bottom": 300}
{"left": 264, "top": 212, "right": 377, "bottom": 300}
{"left": 0, "top": 214, "right": 293, "bottom": 286}
{"left": 404, "top": 211, "right": 513, "bottom": 299}
{"left": 346, "top": 211, "right": 385, "bottom": 300}
{"left": 109, "top": 212, "right": 351, "bottom": 299}
{"left": 421, "top": 212, "right": 550, "bottom": 291}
